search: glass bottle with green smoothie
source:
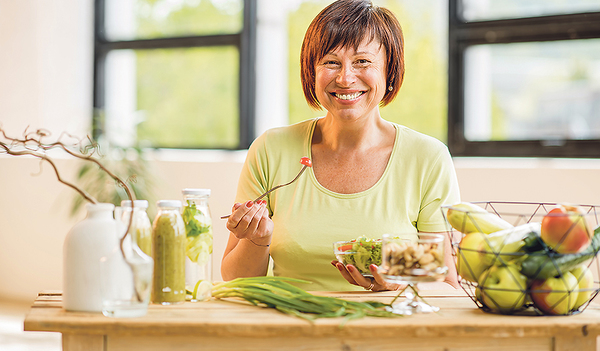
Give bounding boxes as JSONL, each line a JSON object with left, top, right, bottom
{"left": 151, "top": 200, "right": 186, "bottom": 305}
{"left": 181, "top": 188, "right": 213, "bottom": 301}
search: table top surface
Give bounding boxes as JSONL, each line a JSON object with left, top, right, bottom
{"left": 24, "top": 289, "right": 600, "bottom": 339}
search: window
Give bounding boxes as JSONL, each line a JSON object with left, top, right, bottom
{"left": 94, "top": 0, "right": 256, "bottom": 149}
{"left": 448, "top": 0, "right": 600, "bottom": 157}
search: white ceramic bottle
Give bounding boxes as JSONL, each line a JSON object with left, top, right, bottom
{"left": 63, "top": 203, "right": 120, "bottom": 312}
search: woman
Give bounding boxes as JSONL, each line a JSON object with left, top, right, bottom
{"left": 222, "top": 0, "right": 460, "bottom": 291}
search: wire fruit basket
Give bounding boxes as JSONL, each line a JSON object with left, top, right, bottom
{"left": 441, "top": 201, "right": 600, "bottom": 316}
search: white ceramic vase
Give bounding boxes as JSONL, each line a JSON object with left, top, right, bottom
{"left": 63, "top": 203, "right": 120, "bottom": 312}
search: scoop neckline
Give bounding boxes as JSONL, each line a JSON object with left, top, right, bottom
{"left": 305, "top": 117, "right": 399, "bottom": 199}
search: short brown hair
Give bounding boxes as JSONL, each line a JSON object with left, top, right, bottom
{"left": 300, "top": 0, "right": 405, "bottom": 109}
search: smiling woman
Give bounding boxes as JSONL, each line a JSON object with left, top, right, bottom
{"left": 221, "top": 0, "right": 460, "bottom": 293}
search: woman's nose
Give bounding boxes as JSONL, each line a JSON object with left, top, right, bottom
{"left": 336, "top": 64, "right": 357, "bottom": 86}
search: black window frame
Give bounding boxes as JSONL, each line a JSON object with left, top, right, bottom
{"left": 448, "top": 0, "right": 600, "bottom": 158}
{"left": 93, "top": 0, "right": 257, "bottom": 150}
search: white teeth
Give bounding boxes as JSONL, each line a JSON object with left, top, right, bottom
{"left": 335, "top": 92, "right": 363, "bottom": 100}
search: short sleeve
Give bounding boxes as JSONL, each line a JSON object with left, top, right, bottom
{"left": 235, "top": 133, "right": 271, "bottom": 204}
{"left": 416, "top": 145, "right": 461, "bottom": 232}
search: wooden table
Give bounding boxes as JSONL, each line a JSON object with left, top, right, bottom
{"left": 24, "top": 289, "right": 600, "bottom": 351}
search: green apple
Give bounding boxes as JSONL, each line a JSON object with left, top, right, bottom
{"left": 530, "top": 271, "right": 579, "bottom": 315}
{"left": 570, "top": 265, "right": 595, "bottom": 310}
{"left": 476, "top": 264, "right": 527, "bottom": 313}
{"left": 457, "top": 232, "right": 489, "bottom": 282}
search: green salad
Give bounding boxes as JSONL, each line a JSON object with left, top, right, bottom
{"left": 335, "top": 236, "right": 382, "bottom": 275}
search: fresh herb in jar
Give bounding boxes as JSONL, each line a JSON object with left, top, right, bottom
{"left": 182, "top": 202, "right": 213, "bottom": 265}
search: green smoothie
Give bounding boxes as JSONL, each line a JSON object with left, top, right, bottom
{"left": 135, "top": 226, "right": 152, "bottom": 257}
{"left": 151, "top": 208, "right": 186, "bottom": 304}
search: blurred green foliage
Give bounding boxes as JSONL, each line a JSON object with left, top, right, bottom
{"left": 128, "top": 0, "right": 243, "bottom": 149}
{"left": 120, "top": 0, "right": 242, "bottom": 39}
{"left": 71, "top": 143, "right": 159, "bottom": 219}
{"left": 136, "top": 47, "right": 239, "bottom": 148}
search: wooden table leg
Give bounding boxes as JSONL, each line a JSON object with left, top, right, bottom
{"left": 62, "top": 334, "right": 105, "bottom": 351}
{"left": 554, "top": 335, "right": 599, "bottom": 351}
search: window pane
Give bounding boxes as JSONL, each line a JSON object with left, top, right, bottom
{"left": 461, "top": 0, "right": 600, "bottom": 22}
{"left": 104, "top": 47, "right": 239, "bottom": 149}
{"left": 105, "top": 0, "right": 243, "bottom": 41}
{"left": 464, "top": 39, "right": 600, "bottom": 142}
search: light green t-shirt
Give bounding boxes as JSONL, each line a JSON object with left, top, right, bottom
{"left": 235, "top": 118, "right": 460, "bottom": 291}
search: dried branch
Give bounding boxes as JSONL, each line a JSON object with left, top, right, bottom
{"left": 0, "top": 143, "right": 98, "bottom": 204}
{"left": 0, "top": 125, "right": 142, "bottom": 302}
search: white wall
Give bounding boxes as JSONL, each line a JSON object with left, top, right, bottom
{"left": 1, "top": 0, "right": 600, "bottom": 304}
{"left": 0, "top": 0, "right": 92, "bottom": 138}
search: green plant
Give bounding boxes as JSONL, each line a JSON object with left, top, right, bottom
{"left": 211, "top": 276, "right": 400, "bottom": 323}
{"left": 70, "top": 143, "right": 157, "bottom": 218}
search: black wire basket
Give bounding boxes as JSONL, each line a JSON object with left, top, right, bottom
{"left": 441, "top": 201, "right": 600, "bottom": 316}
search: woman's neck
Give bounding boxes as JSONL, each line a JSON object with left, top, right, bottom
{"left": 315, "top": 112, "right": 393, "bottom": 152}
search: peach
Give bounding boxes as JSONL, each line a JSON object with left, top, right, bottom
{"left": 540, "top": 205, "right": 592, "bottom": 254}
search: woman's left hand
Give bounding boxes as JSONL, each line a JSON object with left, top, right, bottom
{"left": 331, "top": 260, "right": 405, "bottom": 292}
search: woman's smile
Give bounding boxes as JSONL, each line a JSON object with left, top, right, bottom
{"left": 331, "top": 91, "right": 365, "bottom": 101}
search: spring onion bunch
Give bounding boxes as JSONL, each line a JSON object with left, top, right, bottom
{"left": 211, "top": 276, "right": 400, "bottom": 323}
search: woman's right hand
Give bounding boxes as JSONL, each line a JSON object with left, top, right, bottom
{"left": 225, "top": 200, "right": 273, "bottom": 246}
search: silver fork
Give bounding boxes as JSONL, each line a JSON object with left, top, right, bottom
{"left": 221, "top": 157, "right": 312, "bottom": 219}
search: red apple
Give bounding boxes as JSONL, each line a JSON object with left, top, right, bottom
{"left": 540, "top": 205, "right": 593, "bottom": 254}
{"left": 529, "top": 272, "right": 578, "bottom": 315}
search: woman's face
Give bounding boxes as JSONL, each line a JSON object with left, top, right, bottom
{"left": 315, "top": 38, "right": 387, "bottom": 122}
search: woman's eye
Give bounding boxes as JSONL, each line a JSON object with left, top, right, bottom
{"left": 355, "top": 59, "right": 370, "bottom": 65}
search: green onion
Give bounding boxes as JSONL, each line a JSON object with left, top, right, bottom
{"left": 211, "top": 276, "right": 400, "bottom": 324}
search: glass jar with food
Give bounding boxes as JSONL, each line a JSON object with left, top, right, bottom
{"left": 151, "top": 200, "right": 186, "bottom": 305}
{"left": 181, "top": 188, "right": 213, "bottom": 301}
{"left": 119, "top": 200, "right": 153, "bottom": 257}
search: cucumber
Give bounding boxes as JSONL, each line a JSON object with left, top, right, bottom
{"left": 520, "top": 226, "right": 600, "bottom": 280}
{"left": 521, "top": 227, "right": 549, "bottom": 253}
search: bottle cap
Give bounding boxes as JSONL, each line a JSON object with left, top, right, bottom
{"left": 121, "top": 200, "right": 149, "bottom": 208}
{"left": 182, "top": 188, "right": 211, "bottom": 196}
{"left": 156, "top": 200, "right": 182, "bottom": 208}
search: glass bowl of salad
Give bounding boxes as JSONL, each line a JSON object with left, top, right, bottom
{"left": 333, "top": 236, "right": 382, "bottom": 277}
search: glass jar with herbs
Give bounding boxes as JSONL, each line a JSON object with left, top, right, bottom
{"left": 181, "top": 188, "right": 213, "bottom": 301}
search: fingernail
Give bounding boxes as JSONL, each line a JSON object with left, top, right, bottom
{"left": 347, "top": 265, "right": 354, "bottom": 273}
{"left": 331, "top": 261, "right": 337, "bottom": 267}
{"left": 337, "top": 265, "right": 344, "bottom": 272}
{"left": 245, "top": 200, "right": 253, "bottom": 208}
